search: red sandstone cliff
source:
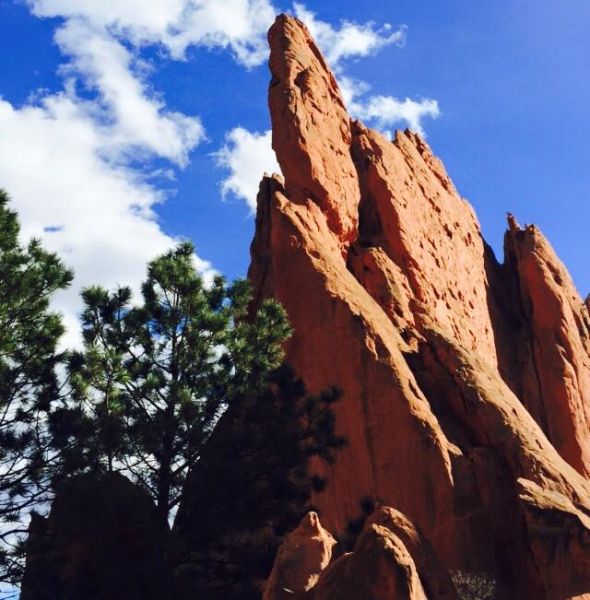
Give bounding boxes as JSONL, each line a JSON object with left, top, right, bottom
{"left": 250, "top": 15, "right": 590, "bottom": 600}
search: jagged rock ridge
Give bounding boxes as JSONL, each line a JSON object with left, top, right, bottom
{"left": 251, "top": 14, "right": 590, "bottom": 600}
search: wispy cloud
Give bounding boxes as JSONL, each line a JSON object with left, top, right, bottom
{"left": 54, "top": 20, "right": 205, "bottom": 164}
{"left": 292, "top": 3, "right": 406, "bottom": 67}
{"left": 341, "top": 76, "right": 440, "bottom": 137}
{"left": 27, "top": 0, "right": 278, "bottom": 67}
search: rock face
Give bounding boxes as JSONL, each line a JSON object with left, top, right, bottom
{"left": 250, "top": 14, "right": 590, "bottom": 599}
{"left": 268, "top": 16, "right": 360, "bottom": 245}
{"left": 502, "top": 216, "right": 590, "bottom": 476}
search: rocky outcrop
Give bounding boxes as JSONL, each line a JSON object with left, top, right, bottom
{"left": 501, "top": 216, "right": 590, "bottom": 477}
{"left": 265, "top": 509, "right": 456, "bottom": 600}
{"left": 311, "top": 521, "right": 429, "bottom": 600}
{"left": 363, "top": 508, "right": 458, "bottom": 600}
{"left": 250, "top": 14, "right": 590, "bottom": 599}
{"left": 263, "top": 512, "right": 336, "bottom": 600}
{"left": 20, "top": 473, "right": 171, "bottom": 600}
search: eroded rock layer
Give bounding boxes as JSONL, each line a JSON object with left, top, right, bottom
{"left": 250, "top": 14, "right": 590, "bottom": 599}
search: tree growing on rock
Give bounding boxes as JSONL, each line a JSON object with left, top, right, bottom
{"left": 172, "top": 364, "right": 346, "bottom": 600}
{"left": 49, "top": 241, "right": 291, "bottom": 523}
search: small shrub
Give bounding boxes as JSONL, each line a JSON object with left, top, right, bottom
{"left": 452, "top": 570, "right": 497, "bottom": 600}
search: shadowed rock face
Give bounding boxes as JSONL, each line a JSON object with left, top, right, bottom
{"left": 20, "top": 473, "right": 171, "bottom": 600}
{"left": 250, "top": 14, "right": 590, "bottom": 599}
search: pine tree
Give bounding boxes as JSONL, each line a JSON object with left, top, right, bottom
{"left": 0, "top": 189, "right": 73, "bottom": 587}
{"left": 49, "top": 286, "right": 134, "bottom": 477}
{"left": 47, "top": 240, "right": 346, "bottom": 600}
{"left": 49, "top": 242, "right": 291, "bottom": 524}
{"left": 172, "top": 365, "right": 346, "bottom": 600}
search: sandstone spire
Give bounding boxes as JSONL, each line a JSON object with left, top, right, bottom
{"left": 268, "top": 15, "right": 360, "bottom": 245}
{"left": 249, "top": 14, "right": 590, "bottom": 599}
{"left": 502, "top": 218, "right": 590, "bottom": 476}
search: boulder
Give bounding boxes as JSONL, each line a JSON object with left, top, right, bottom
{"left": 20, "top": 473, "right": 171, "bottom": 600}
{"left": 263, "top": 512, "right": 336, "bottom": 600}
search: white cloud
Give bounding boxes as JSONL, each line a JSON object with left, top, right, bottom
{"left": 0, "top": 95, "right": 213, "bottom": 348}
{"left": 55, "top": 19, "right": 204, "bottom": 164}
{"left": 293, "top": 3, "right": 406, "bottom": 68}
{"left": 361, "top": 96, "right": 440, "bottom": 136}
{"left": 346, "top": 81, "right": 440, "bottom": 136}
{"left": 215, "top": 128, "right": 280, "bottom": 211}
{"left": 338, "top": 75, "right": 371, "bottom": 109}
{"left": 28, "top": 0, "right": 278, "bottom": 68}
{"left": 1, "top": 110, "right": 148, "bottom": 345}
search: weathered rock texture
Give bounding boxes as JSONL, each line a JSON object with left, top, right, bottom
{"left": 502, "top": 216, "right": 590, "bottom": 476}
{"left": 264, "top": 509, "right": 456, "bottom": 600}
{"left": 250, "top": 14, "right": 590, "bottom": 600}
{"left": 263, "top": 512, "right": 336, "bottom": 600}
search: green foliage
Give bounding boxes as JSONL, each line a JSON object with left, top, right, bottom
{"left": 50, "top": 241, "right": 292, "bottom": 522}
{"left": 0, "top": 189, "right": 72, "bottom": 586}
{"left": 0, "top": 196, "right": 345, "bottom": 600}
{"left": 172, "top": 365, "right": 346, "bottom": 600}
{"left": 336, "top": 496, "right": 378, "bottom": 554}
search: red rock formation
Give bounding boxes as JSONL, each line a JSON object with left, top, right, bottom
{"left": 312, "top": 521, "right": 429, "bottom": 600}
{"left": 502, "top": 216, "right": 590, "bottom": 477}
{"left": 268, "top": 16, "right": 360, "bottom": 245}
{"left": 250, "top": 14, "right": 590, "bottom": 599}
{"left": 350, "top": 123, "right": 498, "bottom": 364}
{"left": 362, "top": 507, "right": 459, "bottom": 600}
{"left": 266, "top": 508, "right": 457, "bottom": 600}
{"left": 263, "top": 512, "right": 336, "bottom": 600}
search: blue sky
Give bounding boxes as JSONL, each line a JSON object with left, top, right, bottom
{"left": 0, "top": 0, "right": 589, "bottom": 345}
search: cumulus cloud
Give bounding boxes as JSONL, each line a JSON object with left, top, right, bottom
{"left": 54, "top": 20, "right": 204, "bottom": 164}
{"left": 293, "top": 3, "right": 406, "bottom": 68}
{"left": 28, "top": 0, "right": 278, "bottom": 67}
{"left": 215, "top": 128, "right": 280, "bottom": 211}
{"left": 355, "top": 95, "right": 440, "bottom": 137}
{"left": 340, "top": 74, "right": 440, "bottom": 136}
{"left": 0, "top": 92, "right": 214, "bottom": 347}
